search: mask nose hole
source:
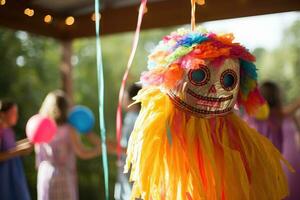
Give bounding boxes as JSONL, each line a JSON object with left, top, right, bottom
{"left": 208, "top": 85, "right": 217, "bottom": 94}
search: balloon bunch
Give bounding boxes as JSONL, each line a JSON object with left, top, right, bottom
{"left": 26, "top": 105, "right": 95, "bottom": 144}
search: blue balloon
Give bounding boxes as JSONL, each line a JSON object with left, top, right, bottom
{"left": 68, "top": 105, "right": 95, "bottom": 134}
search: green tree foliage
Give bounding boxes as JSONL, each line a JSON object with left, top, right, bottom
{"left": 0, "top": 29, "right": 60, "bottom": 132}
{"left": 0, "top": 28, "right": 61, "bottom": 198}
{"left": 254, "top": 19, "right": 300, "bottom": 103}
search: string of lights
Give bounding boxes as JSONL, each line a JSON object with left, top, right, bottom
{"left": 0, "top": 1, "right": 100, "bottom": 26}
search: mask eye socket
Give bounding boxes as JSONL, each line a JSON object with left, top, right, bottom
{"left": 188, "top": 66, "right": 210, "bottom": 86}
{"left": 220, "top": 69, "right": 238, "bottom": 91}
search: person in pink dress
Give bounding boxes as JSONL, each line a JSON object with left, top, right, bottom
{"left": 244, "top": 81, "right": 300, "bottom": 200}
{"left": 35, "top": 90, "right": 101, "bottom": 200}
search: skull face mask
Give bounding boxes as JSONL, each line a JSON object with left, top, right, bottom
{"left": 168, "top": 58, "right": 239, "bottom": 117}
{"left": 141, "top": 27, "right": 265, "bottom": 117}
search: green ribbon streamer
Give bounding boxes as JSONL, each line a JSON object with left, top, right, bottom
{"left": 94, "top": 0, "right": 109, "bottom": 199}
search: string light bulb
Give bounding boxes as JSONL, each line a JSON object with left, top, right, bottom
{"left": 65, "top": 16, "right": 75, "bottom": 26}
{"left": 24, "top": 8, "right": 34, "bottom": 17}
{"left": 44, "top": 15, "right": 53, "bottom": 23}
{"left": 91, "top": 13, "right": 101, "bottom": 21}
{"left": 0, "top": 0, "right": 6, "bottom": 6}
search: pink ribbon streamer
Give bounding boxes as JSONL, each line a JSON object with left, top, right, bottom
{"left": 116, "top": 0, "right": 148, "bottom": 160}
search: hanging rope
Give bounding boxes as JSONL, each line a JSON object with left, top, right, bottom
{"left": 94, "top": 0, "right": 109, "bottom": 199}
{"left": 116, "top": 0, "right": 148, "bottom": 160}
{"left": 191, "top": 0, "right": 196, "bottom": 31}
{"left": 191, "top": 0, "right": 205, "bottom": 31}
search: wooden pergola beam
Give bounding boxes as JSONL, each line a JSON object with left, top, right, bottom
{"left": 97, "top": 0, "right": 300, "bottom": 36}
{"left": 0, "top": 0, "right": 299, "bottom": 39}
{"left": 62, "top": 0, "right": 300, "bottom": 38}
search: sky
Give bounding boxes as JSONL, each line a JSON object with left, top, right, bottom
{"left": 202, "top": 11, "right": 300, "bottom": 50}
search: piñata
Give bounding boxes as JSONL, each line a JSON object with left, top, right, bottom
{"left": 125, "top": 27, "right": 291, "bottom": 200}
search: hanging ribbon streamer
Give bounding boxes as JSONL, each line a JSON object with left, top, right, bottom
{"left": 116, "top": 0, "right": 148, "bottom": 160}
{"left": 94, "top": 0, "right": 109, "bottom": 199}
{"left": 191, "top": 0, "right": 206, "bottom": 31}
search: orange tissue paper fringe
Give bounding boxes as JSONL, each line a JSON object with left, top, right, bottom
{"left": 192, "top": 42, "right": 231, "bottom": 60}
{"left": 164, "top": 64, "right": 184, "bottom": 89}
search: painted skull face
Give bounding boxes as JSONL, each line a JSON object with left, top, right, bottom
{"left": 168, "top": 59, "right": 239, "bottom": 118}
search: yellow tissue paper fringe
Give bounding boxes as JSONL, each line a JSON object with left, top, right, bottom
{"left": 125, "top": 87, "right": 292, "bottom": 200}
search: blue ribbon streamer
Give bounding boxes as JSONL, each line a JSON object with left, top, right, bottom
{"left": 94, "top": 0, "right": 109, "bottom": 199}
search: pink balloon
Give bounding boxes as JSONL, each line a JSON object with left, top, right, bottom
{"left": 26, "top": 114, "right": 57, "bottom": 144}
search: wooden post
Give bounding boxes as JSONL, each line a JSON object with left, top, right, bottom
{"left": 60, "top": 40, "right": 74, "bottom": 104}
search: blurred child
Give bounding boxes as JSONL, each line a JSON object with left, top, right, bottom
{"left": 244, "top": 81, "right": 300, "bottom": 200}
{"left": 0, "top": 99, "right": 32, "bottom": 200}
{"left": 114, "top": 83, "right": 141, "bottom": 200}
{"left": 35, "top": 90, "right": 101, "bottom": 200}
